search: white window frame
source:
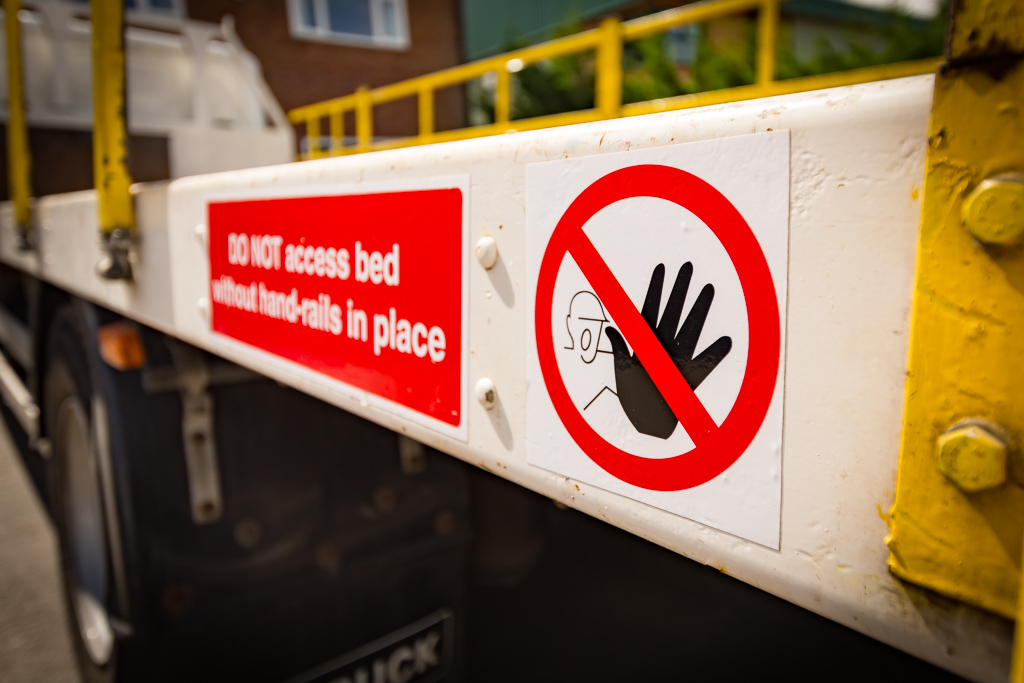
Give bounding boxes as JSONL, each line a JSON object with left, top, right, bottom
{"left": 126, "top": 0, "right": 185, "bottom": 15}
{"left": 664, "top": 23, "right": 700, "bottom": 67}
{"left": 286, "top": 0, "right": 410, "bottom": 51}
{"left": 59, "top": 0, "right": 187, "bottom": 18}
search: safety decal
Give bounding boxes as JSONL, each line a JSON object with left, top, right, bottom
{"left": 526, "top": 134, "right": 789, "bottom": 547}
{"left": 206, "top": 177, "right": 469, "bottom": 441}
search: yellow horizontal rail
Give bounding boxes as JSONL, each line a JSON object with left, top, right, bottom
{"left": 621, "top": 0, "right": 767, "bottom": 40}
{"left": 620, "top": 57, "right": 943, "bottom": 117}
{"left": 288, "top": 0, "right": 940, "bottom": 160}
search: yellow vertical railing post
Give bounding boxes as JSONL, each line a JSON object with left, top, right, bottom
{"left": 305, "top": 116, "right": 321, "bottom": 160}
{"left": 4, "top": 0, "right": 32, "bottom": 249}
{"left": 418, "top": 85, "right": 434, "bottom": 143}
{"left": 756, "top": 0, "right": 779, "bottom": 87}
{"left": 91, "top": 0, "right": 134, "bottom": 279}
{"left": 355, "top": 86, "right": 372, "bottom": 152}
{"left": 494, "top": 67, "right": 511, "bottom": 126}
{"left": 595, "top": 16, "right": 623, "bottom": 120}
{"left": 329, "top": 107, "right": 344, "bottom": 155}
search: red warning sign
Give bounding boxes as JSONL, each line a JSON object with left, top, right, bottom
{"left": 208, "top": 186, "right": 466, "bottom": 435}
{"left": 535, "top": 165, "right": 780, "bottom": 491}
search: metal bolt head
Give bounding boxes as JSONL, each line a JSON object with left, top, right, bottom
{"left": 475, "top": 236, "right": 499, "bottom": 269}
{"left": 937, "top": 423, "right": 1008, "bottom": 493}
{"left": 475, "top": 377, "right": 497, "bottom": 409}
{"left": 962, "top": 175, "right": 1024, "bottom": 246}
{"left": 373, "top": 486, "right": 397, "bottom": 513}
{"left": 233, "top": 518, "right": 262, "bottom": 549}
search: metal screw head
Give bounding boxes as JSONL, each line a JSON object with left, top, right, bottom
{"left": 233, "top": 518, "right": 262, "bottom": 549}
{"left": 937, "top": 423, "right": 1008, "bottom": 493}
{"left": 475, "top": 236, "right": 499, "bottom": 270}
{"left": 373, "top": 487, "right": 397, "bottom": 514}
{"left": 962, "top": 175, "right": 1024, "bottom": 246}
{"left": 475, "top": 377, "right": 497, "bottom": 409}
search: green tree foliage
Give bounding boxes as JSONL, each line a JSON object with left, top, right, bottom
{"left": 505, "top": 18, "right": 597, "bottom": 120}
{"left": 472, "top": 1, "right": 947, "bottom": 121}
{"left": 777, "top": 5, "right": 948, "bottom": 78}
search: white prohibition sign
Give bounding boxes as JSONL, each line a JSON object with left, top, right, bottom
{"left": 526, "top": 132, "right": 790, "bottom": 548}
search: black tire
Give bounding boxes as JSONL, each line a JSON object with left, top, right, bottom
{"left": 41, "top": 301, "right": 471, "bottom": 682}
{"left": 45, "top": 304, "right": 120, "bottom": 683}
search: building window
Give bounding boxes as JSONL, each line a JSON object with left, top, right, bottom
{"left": 64, "top": 0, "right": 186, "bottom": 16}
{"left": 664, "top": 24, "right": 700, "bottom": 67}
{"left": 288, "top": 0, "right": 409, "bottom": 50}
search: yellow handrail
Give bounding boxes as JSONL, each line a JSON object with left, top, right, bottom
{"left": 288, "top": 0, "right": 941, "bottom": 160}
{"left": 4, "top": 0, "right": 32, "bottom": 246}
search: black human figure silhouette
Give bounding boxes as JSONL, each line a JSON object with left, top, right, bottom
{"left": 604, "top": 263, "right": 732, "bottom": 440}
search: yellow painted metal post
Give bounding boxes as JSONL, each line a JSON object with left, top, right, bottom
{"left": 494, "top": 67, "right": 511, "bottom": 126}
{"left": 418, "top": 85, "right": 434, "bottom": 143}
{"left": 329, "top": 107, "right": 343, "bottom": 155}
{"left": 595, "top": 17, "right": 622, "bottom": 120}
{"left": 598, "top": 17, "right": 618, "bottom": 118}
{"left": 4, "top": 0, "right": 32, "bottom": 248}
{"left": 305, "top": 116, "right": 321, "bottom": 160}
{"left": 91, "top": 0, "right": 134, "bottom": 279}
{"left": 756, "top": 0, "right": 779, "bottom": 86}
{"left": 886, "top": 0, "right": 1024, "bottom": 627}
{"left": 355, "top": 86, "right": 372, "bottom": 152}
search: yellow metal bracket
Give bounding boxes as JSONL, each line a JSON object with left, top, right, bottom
{"left": 887, "top": 0, "right": 1024, "bottom": 636}
{"left": 91, "top": 0, "right": 134, "bottom": 280}
{"left": 4, "top": 0, "right": 32, "bottom": 248}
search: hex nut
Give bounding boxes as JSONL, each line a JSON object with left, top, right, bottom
{"left": 937, "top": 424, "right": 1008, "bottom": 493}
{"left": 962, "top": 175, "right": 1024, "bottom": 246}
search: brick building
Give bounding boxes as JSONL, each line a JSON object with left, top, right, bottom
{"left": 0, "top": 0, "right": 465, "bottom": 199}
{"left": 188, "top": 0, "right": 465, "bottom": 136}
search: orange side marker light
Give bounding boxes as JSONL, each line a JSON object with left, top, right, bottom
{"left": 97, "top": 322, "right": 146, "bottom": 370}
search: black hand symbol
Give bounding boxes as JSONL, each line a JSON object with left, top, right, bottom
{"left": 605, "top": 263, "right": 732, "bottom": 440}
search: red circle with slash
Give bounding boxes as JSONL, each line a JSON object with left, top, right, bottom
{"left": 535, "top": 165, "right": 781, "bottom": 491}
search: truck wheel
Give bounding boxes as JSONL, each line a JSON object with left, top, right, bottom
{"left": 45, "top": 305, "right": 120, "bottom": 683}
{"left": 40, "top": 301, "right": 471, "bottom": 682}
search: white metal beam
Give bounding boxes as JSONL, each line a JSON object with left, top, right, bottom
{"left": 0, "top": 75, "right": 1008, "bottom": 682}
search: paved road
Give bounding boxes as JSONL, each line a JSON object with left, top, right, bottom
{"left": 0, "top": 424, "right": 79, "bottom": 683}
